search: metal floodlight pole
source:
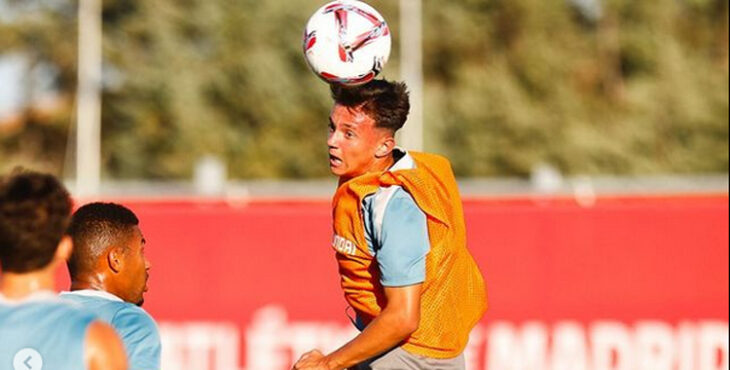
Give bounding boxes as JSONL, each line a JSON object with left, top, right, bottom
{"left": 399, "top": 0, "right": 424, "bottom": 152}
{"left": 76, "top": 0, "right": 102, "bottom": 197}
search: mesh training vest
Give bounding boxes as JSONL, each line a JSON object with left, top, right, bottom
{"left": 332, "top": 152, "right": 488, "bottom": 358}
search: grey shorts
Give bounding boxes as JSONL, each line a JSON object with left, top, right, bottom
{"left": 355, "top": 347, "right": 465, "bottom": 370}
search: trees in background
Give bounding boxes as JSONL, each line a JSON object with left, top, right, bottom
{"left": 0, "top": 0, "right": 727, "bottom": 178}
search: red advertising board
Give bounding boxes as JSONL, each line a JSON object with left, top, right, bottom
{"left": 55, "top": 194, "right": 729, "bottom": 370}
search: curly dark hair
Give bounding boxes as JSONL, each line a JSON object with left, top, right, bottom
{"left": 67, "top": 202, "right": 139, "bottom": 278}
{"left": 0, "top": 171, "right": 73, "bottom": 273}
{"left": 330, "top": 79, "right": 410, "bottom": 133}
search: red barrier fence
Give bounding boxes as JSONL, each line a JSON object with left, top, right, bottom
{"left": 55, "top": 194, "right": 729, "bottom": 370}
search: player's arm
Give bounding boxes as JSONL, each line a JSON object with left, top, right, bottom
{"left": 294, "top": 284, "right": 421, "bottom": 370}
{"left": 295, "top": 189, "right": 428, "bottom": 370}
{"left": 85, "top": 321, "right": 128, "bottom": 370}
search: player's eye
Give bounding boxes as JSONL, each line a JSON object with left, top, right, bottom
{"left": 345, "top": 130, "right": 356, "bottom": 138}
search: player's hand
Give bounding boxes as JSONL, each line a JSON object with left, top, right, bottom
{"left": 292, "top": 349, "right": 333, "bottom": 370}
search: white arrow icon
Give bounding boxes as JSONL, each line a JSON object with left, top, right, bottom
{"left": 13, "top": 348, "right": 43, "bottom": 370}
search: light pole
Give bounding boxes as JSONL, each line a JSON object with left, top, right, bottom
{"left": 76, "top": 0, "right": 102, "bottom": 197}
{"left": 399, "top": 0, "right": 423, "bottom": 152}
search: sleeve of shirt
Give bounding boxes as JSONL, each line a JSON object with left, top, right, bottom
{"left": 112, "top": 306, "right": 162, "bottom": 370}
{"left": 374, "top": 188, "right": 430, "bottom": 287}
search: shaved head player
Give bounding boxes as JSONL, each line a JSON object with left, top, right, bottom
{"left": 62, "top": 202, "right": 160, "bottom": 369}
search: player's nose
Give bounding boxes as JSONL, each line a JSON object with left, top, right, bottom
{"left": 327, "top": 131, "right": 339, "bottom": 148}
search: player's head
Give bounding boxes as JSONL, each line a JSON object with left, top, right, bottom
{"left": 67, "top": 202, "right": 150, "bottom": 306}
{"left": 328, "top": 79, "right": 410, "bottom": 179}
{"left": 0, "top": 171, "right": 73, "bottom": 274}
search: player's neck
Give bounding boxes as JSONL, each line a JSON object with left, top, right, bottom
{"left": 339, "top": 153, "right": 396, "bottom": 183}
{"left": 0, "top": 265, "right": 56, "bottom": 300}
{"left": 70, "top": 273, "right": 112, "bottom": 293}
{"left": 372, "top": 153, "right": 396, "bottom": 173}
{"left": 70, "top": 273, "right": 129, "bottom": 303}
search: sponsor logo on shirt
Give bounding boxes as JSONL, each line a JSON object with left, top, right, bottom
{"left": 332, "top": 234, "right": 357, "bottom": 255}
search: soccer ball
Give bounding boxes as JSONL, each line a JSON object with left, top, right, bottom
{"left": 303, "top": 0, "right": 391, "bottom": 86}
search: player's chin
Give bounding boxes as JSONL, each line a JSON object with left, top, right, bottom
{"left": 329, "top": 163, "right": 346, "bottom": 176}
{"left": 135, "top": 288, "right": 147, "bottom": 306}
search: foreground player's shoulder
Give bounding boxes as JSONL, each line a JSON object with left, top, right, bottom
{"left": 27, "top": 298, "right": 98, "bottom": 328}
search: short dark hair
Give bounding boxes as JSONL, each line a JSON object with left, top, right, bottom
{"left": 330, "top": 79, "right": 410, "bottom": 133}
{"left": 67, "top": 202, "right": 139, "bottom": 278}
{"left": 0, "top": 171, "right": 73, "bottom": 273}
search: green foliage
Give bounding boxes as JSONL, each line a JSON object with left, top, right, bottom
{"left": 427, "top": 0, "right": 728, "bottom": 176}
{"left": 100, "top": 0, "right": 339, "bottom": 178}
{"left": 0, "top": 0, "right": 727, "bottom": 178}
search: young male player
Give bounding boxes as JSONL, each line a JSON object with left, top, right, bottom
{"left": 62, "top": 202, "right": 161, "bottom": 370}
{"left": 294, "top": 80, "right": 487, "bottom": 370}
{"left": 0, "top": 171, "right": 127, "bottom": 370}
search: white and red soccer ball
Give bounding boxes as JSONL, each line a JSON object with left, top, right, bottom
{"left": 303, "top": 0, "right": 391, "bottom": 86}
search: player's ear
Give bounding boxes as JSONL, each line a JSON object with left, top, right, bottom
{"left": 55, "top": 235, "right": 73, "bottom": 262}
{"left": 375, "top": 134, "right": 395, "bottom": 158}
{"left": 107, "top": 247, "right": 124, "bottom": 273}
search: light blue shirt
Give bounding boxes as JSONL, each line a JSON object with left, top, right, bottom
{"left": 61, "top": 290, "right": 161, "bottom": 370}
{"left": 361, "top": 150, "right": 430, "bottom": 287}
{"left": 0, "top": 291, "right": 95, "bottom": 370}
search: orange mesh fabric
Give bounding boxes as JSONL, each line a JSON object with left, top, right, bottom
{"left": 331, "top": 152, "right": 488, "bottom": 359}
